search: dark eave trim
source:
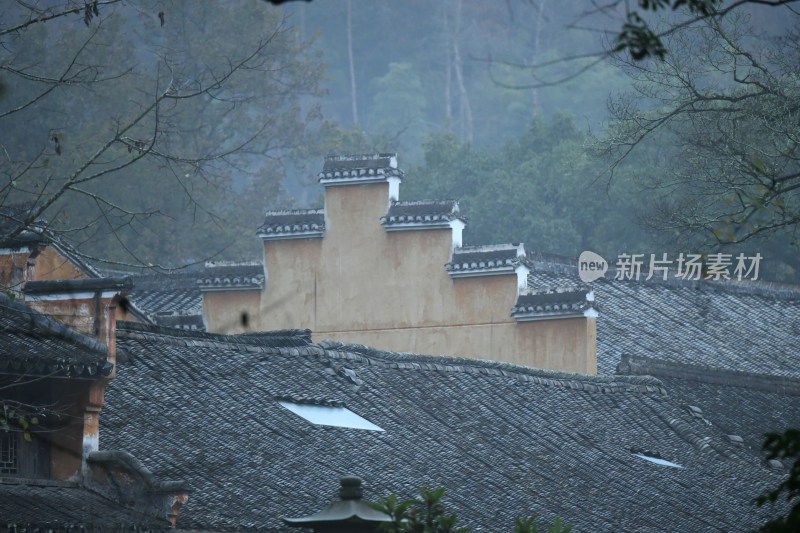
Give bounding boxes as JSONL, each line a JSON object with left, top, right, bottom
{"left": 24, "top": 277, "right": 133, "bottom": 295}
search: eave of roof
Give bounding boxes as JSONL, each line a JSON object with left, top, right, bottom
{"left": 0, "top": 478, "right": 167, "bottom": 530}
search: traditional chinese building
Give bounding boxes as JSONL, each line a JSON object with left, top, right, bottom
{"left": 0, "top": 292, "right": 188, "bottom": 529}
{"left": 200, "top": 154, "right": 598, "bottom": 374}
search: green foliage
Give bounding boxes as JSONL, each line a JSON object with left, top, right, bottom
{"left": 371, "top": 486, "right": 468, "bottom": 533}
{"left": 406, "top": 113, "right": 653, "bottom": 259}
{"left": 601, "top": 10, "right": 800, "bottom": 281}
{"left": 756, "top": 429, "right": 800, "bottom": 532}
{"left": 371, "top": 486, "right": 571, "bottom": 533}
{"left": 1, "top": 2, "right": 325, "bottom": 267}
{"left": 1, "top": 406, "right": 41, "bottom": 443}
{"left": 367, "top": 62, "right": 429, "bottom": 160}
{"left": 614, "top": 1, "right": 720, "bottom": 60}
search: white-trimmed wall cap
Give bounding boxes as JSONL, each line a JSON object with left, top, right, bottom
{"left": 318, "top": 153, "right": 403, "bottom": 183}
{"left": 258, "top": 209, "right": 325, "bottom": 240}
{"left": 446, "top": 243, "right": 523, "bottom": 277}
{"left": 512, "top": 287, "right": 597, "bottom": 321}
{"left": 197, "top": 261, "right": 264, "bottom": 292}
{"left": 381, "top": 199, "right": 465, "bottom": 229}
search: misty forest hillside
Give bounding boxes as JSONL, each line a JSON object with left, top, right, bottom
{"left": 1, "top": 1, "right": 798, "bottom": 281}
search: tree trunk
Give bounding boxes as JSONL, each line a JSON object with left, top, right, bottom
{"left": 530, "top": 0, "right": 547, "bottom": 118}
{"left": 453, "top": 0, "right": 472, "bottom": 142}
{"left": 442, "top": 2, "right": 453, "bottom": 132}
{"left": 346, "top": 0, "right": 359, "bottom": 127}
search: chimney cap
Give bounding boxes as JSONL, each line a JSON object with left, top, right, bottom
{"left": 282, "top": 476, "right": 392, "bottom": 529}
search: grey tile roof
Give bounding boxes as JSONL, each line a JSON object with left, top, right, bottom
{"left": 198, "top": 261, "right": 264, "bottom": 291}
{"left": 381, "top": 200, "right": 465, "bottom": 229}
{"left": 0, "top": 478, "right": 167, "bottom": 530}
{"left": 617, "top": 354, "right": 800, "bottom": 452}
{"left": 446, "top": 244, "right": 524, "bottom": 276}
{"left": 124, "top": 271, "right": 203, "bottom": 318}
{"left": 512, "top": 288, "right": 596, "bottom": 321}
{"left": 257, "top": 209, "right": 325, "bottom": 240}
{"left": 318, "top": 153, "right": 403, "bottom": 182}
{"left": 121, "top": 264, "right": 264, "bottom": 330}
{"left": 525, "top": 258, "right": 800, "bottom": 377}
{"left": 151, "top": 312, "right": 205, "bottom": 331}
{"left": 101, "top": 322, "right": 785, "bottom": 532}
{"left": 0, "top": 293, "right": 109, "bottom": 377}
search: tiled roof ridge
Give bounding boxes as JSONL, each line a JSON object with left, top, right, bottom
{"left": 0, "top": 292, "right": 108, "bottom": 356}
{"left": 319, "top": 153, "right": 403, "bottom": 181}
{"left": 204, "top": 260, "right": 262, "bottom": 268}
{"left": 263, "top": 208, "right": 325, "bottom": 216}
{"left": 116, "top": 320, "right": 314, "bottom": 350}
{"left": 382, "top": 199, "right": 465, "bottom": 228}
{"left": 258, "top": 209, "right": 326, "bottom": 239}
{"left": 526, "top": 254, "right": 800, "bottom": 299}
{"left": 519, "top": 286, "right": 589, "bottom": 296}
{"left": 457, "top": 243, "right": 520, "bottom": 253}
{"left": 391, "top": 199, "right": 457, "bottom": 207}
{"left": 618, "top": 354, "right": 800, "bottom": 396}
{"left": 325, "top": 153, "right": 397, "bottom": 162}
{"left": 318, "top": 339, "right": 667, "bottom": 395}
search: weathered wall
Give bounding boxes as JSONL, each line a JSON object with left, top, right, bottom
{"left": 247, "top": 181, "right": 596, "bottom": 374}
{"left": 32, "top": 246, "right": 86, "bottom": 281}
{"left": 0, "top": 245, "right": 86, "bottom": 294}
{"left": 0, "top": 252, "right": 28, "bottom": 290}
{"left": 27, "top": 296, "right": 100, "bottom": 336}
{"left": 203, "top": 290, "right": 262, "bottom": 334}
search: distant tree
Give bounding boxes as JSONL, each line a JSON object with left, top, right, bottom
{"left": 756, "top": 429, "right": 800, "bottom": 532}
{"left": 0, "top": 1, "right": 323, "bottom": 268}
{"left": 598, "top": 9, "right": 800, "bottom": 270}
{"left": 367, "top": 62, "right": 429, "bottom": 159}
{"left": 406, "top": 113, "right": 652, "bottom": 257}
{"left": 608, "top": 0, "right": 799, "bottom": 61}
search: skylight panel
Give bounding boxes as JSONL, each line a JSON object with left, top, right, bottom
{"left": 633, "top": 452, "right": 684, "bottom": 469}
{"left": 278, "top": 401, "right": 384, "bottom": 432}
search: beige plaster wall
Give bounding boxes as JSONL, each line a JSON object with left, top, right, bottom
{"left": 203, "top": 290, "right": 262, "bottom": 334}
{"left": 32, "top": 246, "right": 86, "bottom": 281}
{"left": 0, "top": 246, "right": 85, "bottom": 293}
{"left": 220, "top": 181, "right": 595, "bottom": 374}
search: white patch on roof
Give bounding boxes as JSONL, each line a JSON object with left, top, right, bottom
{"left": 633, "top": 453, "right": 684, "bottom": 469}
{"left": 278, "top": 401, "right": 385, "bottom": 432}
